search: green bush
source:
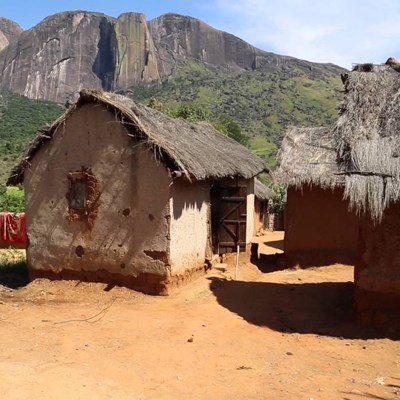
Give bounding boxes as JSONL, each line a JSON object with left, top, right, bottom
{"left": 167, "top": 103, "right": 211, "bottom": 122}
{"left": 213, "top": 117, "right": 249, "bottom": 146}
{"left": 0, "top": 185, "right": 24, "bottom": 212}
{"left": 268, "top": 183, "right": 286, "bottom": 213}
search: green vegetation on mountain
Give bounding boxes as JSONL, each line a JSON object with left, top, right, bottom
{"left": 0, "top": 91, "right": 63, "bottom": 183}
{"left": 132, "top": 61, "right": 343, "bottom": 167}
{"left": 0, "top": 60, "right": 344, "bottom": 186}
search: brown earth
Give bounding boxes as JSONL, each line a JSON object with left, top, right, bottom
{"left": 0, "top": 240, "right": 399, "bottom": 400}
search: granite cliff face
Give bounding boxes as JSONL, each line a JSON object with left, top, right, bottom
{"left": 0, "top": 11, "right": 345, "bottom": 103}
{"left": 115, "top": 13, "right": 160, "bottom": 88}
{"left": 0, "top": 17, "right": 23, "bottom": 52}
{"left": 148, "top": 13, "right": 260, "bottom": 76}
{"left": 148, "top": 13, "right": 343, "bottom": 79}
{"left": 0, "top": 11, "right": 161, "bottom": 102}
{"left": 0, "top": 12, "right": 115, "bottom": 101}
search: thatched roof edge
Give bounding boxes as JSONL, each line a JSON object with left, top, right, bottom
{"left": 275, "top": 126, "right": 342, "bottom": 189}
{"left": 335, "top": 63, "right": 400, "bottom": 221}
{"left": 7, "top": 89, "right": 267, "bottom": 185}
{"left": 255, "top": 178, "right": 275, "bottom": 200}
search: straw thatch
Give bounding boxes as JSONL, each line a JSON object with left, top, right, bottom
{"left": 7, "top": 89, "right": 267, "bottom": 185}
{"left": 254, "top": 178, "right": 275, "bottom": 200}
{"left": 275, "top": 126, "right": 342, "bottom": 189}
{"left": 335, "top": 64, "right": 400, "bottom": 221}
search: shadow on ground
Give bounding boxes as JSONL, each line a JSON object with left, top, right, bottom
{"left": 0, "top": 261, "right": 29, "bottom": 289}
{"left": 250, "top": 242, "right": 355, "bottom": 272}
{"left": 251, "top": 252, "right": 289, "bottom": 273}
{"left": 263, "top": 239, "right": 284, "bottom": 251}
{"left": 209, "top": 277, "right": 396, "bottom": 340}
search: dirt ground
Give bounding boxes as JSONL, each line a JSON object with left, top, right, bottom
{"left": 0, "top": 237, "right": 399, "bottom": 400}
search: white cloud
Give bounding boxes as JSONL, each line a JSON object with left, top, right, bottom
{"left": 214, "top": 0, "right": 400, "bottom": 68}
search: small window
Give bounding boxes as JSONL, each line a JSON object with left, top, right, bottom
{"left": 66, "top": 168, "right": 101, "bottom": 228}
{"left": 68, "top": 172, "right": 88, "bottom": 214}
{"left": 70, "top": 179, "right": 87, "bottom": 212}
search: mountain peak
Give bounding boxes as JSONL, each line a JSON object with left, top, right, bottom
{"left": 0, "top": 17, "right": 23, "bottom": 51}
{"left": 0, "top": 10, "right": 346, "bottom": 103}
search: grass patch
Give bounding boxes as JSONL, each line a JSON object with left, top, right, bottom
{"left": 249, "top": 135, "right": 278, "bottom": 168}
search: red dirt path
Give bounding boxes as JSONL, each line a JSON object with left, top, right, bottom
{"left": 0, "top": 241, "right": 399, "bottom": 399}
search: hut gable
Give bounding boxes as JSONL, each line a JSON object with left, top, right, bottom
{"left": 275, "top": 126, "right": 341, "bottom": 189}
{"left": 7, "top": 89, "right": 266, "bottom": 185}
{"left": 335, "top": 64, "right": 400, "bottom": 221}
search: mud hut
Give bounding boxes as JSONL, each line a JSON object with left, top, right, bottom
{"left": 254, "top": 178, "right": 275, "bottom": 234}
{"left": 335, "top": 63, "right": 400, "bottom": 327}
{"left": 276, "top": 126, "right": 358, "bottom": 265}
{"left": 8, "top": 89, "right": 266, "bottom": 295}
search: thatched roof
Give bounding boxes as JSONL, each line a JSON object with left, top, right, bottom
{"left": 275, "top": 126, "right": 342, "bottom": 188}
{"left": 335, "top": 64, "right": 400, "bottom": 221}
{"left": 7, "top": 89, "right": 267, "bottom": 185}
{"left": 254, "top": 178, "right": 275, "bottom": 200}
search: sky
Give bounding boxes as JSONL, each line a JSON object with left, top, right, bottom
{"left": 1, "top": 0, "right": 399, "bottom": 69}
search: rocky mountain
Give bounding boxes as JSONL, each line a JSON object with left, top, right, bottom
{"left": 148, "top": 13, "right": 263, "bottom": 77}
{"left": 0, "top": 17, "right": 22, "bottom": 52}
{"left": 0, "top": 12, "right": 158, "bottom": 101}
{"left": 0, "top": 11, "right": 346, "bottom": 103}
{"left": 0, "top": 10, "right": 349, "bottom": 178}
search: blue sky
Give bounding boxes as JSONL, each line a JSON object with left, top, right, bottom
{"left": 1, "top": 0, "right": 399, "bottom": 69}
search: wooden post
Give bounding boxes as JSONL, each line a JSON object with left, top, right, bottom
{"left": 235, "top": 243, "right": 240, "bottom": 280}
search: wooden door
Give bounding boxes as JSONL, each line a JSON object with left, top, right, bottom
{"left": 211, "top": 185, "right": 247, "bottom": 254}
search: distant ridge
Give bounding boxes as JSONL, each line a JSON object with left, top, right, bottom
{"left": 0, "top": 11, "right": 346, "bottom": 103}
{"left": 0, "top": 11, "right": 347, "bottom": 176}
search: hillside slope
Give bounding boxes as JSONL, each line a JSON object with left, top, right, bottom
{"left": 0, "top": 92, "right": 63, "bottom": 183}
{"left": 131, "top": 60, "right": 343, "bottom": 166}
{"left": 0, "top": 11, "right": 346, "bottom": 179}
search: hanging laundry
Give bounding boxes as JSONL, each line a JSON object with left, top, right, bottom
{"left": 0, "top": 212, "right": 26, "bottom": 244}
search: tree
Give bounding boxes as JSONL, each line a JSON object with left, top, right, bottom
{"left": 168, "top": 104, "right": 210, "bottom": 122}
{"left": 213, "top": 117, "right": 249, "bottom": 146}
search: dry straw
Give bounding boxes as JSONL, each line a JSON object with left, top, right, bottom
{"left": 275, "top": 126, "right": 341, "bottom": 189}
{"left": 8, "top": 89, "right": 267, "bottom": 185}
{"left": 254, "top": 178, "right": 275, "bottom": 200}
{"left": 335, "top": 64, "right": 400, "bottom": 221}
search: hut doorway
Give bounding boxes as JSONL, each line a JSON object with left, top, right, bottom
{"left": 211, "top": 184, "right": 247, "bottom": 254}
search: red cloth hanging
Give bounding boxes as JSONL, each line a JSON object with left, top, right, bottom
{"left": 0, "top": 212, "right": 26, "bottom": 244}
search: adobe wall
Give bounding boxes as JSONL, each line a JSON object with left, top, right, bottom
{"left": 284, "top": 185, "right": 358, "bottom": 264}
{"left": 246, "top": 178, "right": 255, "bottom": 243}
{"left": 169, "top": 180, "right": 211, "bottom": 277}
{"left": 254, "top": 198, "right": 267, "bottom": 235}
{"left": 355, "top": 202, "right": 400, "bottom": 332}
{"left": 24, "top": 103, "right": 172, "bottom": 294}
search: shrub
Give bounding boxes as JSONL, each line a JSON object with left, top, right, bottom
{"left": 0, "top": 185, "right": 25, "bottom": 212}
{"left": 268, "top": 184, "right": 286, "bottom": 213}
